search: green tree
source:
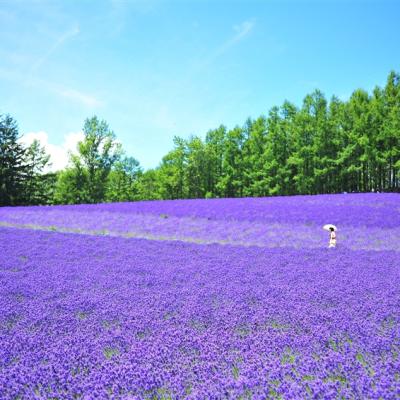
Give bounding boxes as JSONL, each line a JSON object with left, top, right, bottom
{"left": 136, "top": 169, "right": 162, "bottom": 200}
{"left": 0, "top": 114, "right": 27, "bottom": 205}
{"left": 54, "top": 116, "right": 122, "bottom": 204}
{"left": 158, "top": 136, "right": 188, "bottom": 199}
{"left": 264, "top": 102, "right": 297, "bottom": 195}
{"left": 382, "top": 71, "right": 400, "bottom": 190}
{"left": 185, "top": 136, "right": 208, "bottom": 198}
{"left": 217, "top": 126, "right": 245, "bottom": 197}
{"left": 336, "top": 90, "right": 370, "bottom": 192}
{"left": 204, "top": 125, "right": 227, "bottom": 197}
{"left": 369, "top": 86, "right": 387, "bottom": 191}
{"left": 326, "top": 96, "right": 346, "bottom": 192}
{"left": 78, "top": 116, "right": 122, "bottom": 202}
{"left": 287, "top": 95, "right": 317, "bottom": 194}
{"left": 105, "top": 156, "right": 142, "bottom": 202}
{"left": 24, "top": 139, "right": 52, "bottom": 204}
{"left": 54, "top": 164, "right": 88, "bottom": 204}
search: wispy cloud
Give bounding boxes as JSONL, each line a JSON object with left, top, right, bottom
{"left": 194, "top": 19, "right": 256, "bottom": 71}
{"left": 0, "top": 66, "right": 103, "bottom": 108}
{"left": 216, "top": 19, "right": 255, "bottom": 56}
{"left": 58, "top": 88, "right": 103, "bottom": 108}
{"left": 30, "top": 25, "right": 80, "bottom": 73}
{"left": 107, "top": 0, "right": 160, "bottom": 36}
{"left": 232, "top": 20, "right": 255, "bottom": 44}
{"left": 110, "top": 0, "right": 159, "bottom": 15}
{"left": 4, "top": 24, "right": 89, "bottom": 107}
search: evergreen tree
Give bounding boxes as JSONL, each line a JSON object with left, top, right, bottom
{"left": 288, "top": 94, "right": 318, "bottom": 194}
{"left": 204, "top": 125, "right": 226, "bottom": 197}
{"left": 217, "top": 126, "right": 245, "bottom": 197}
{"left": 370, "top": 86, "right": 386, "bottom": 191}
{"left": 0, "top": 114, "right": 27, "bottom": 205}
{"left": 264, "top": 102, "right": 297, "bottom": 196}
{"left": 242, "top": 116, "right": 268, "bottom": 196}
{"left": 309, "top": 90, "right": 330, "bottom": 194}
{"left": 326, "top": 96, "right": 346, "bottom": 192}
{"left": 382, "top": 71, "right": 400, "bottom": 190}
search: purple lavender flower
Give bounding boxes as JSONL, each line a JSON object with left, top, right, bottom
{"left": 0, "top": 193, "right": 399, "bottom": 399}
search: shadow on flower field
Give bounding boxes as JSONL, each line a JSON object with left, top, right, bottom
{"left": 0, "top": 194, "right": 400, "bottom": 399}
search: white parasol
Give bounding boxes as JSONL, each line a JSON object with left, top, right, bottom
{"left": 323, "top": 224, "right": 337, "bottom": 231}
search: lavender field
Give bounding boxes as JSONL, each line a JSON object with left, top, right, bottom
{"left": 1, "top": 193, "right": 400, "bottom": 399}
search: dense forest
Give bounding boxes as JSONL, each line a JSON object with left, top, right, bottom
{"left": 1, "top": 71, "right": 399, "bottom": 206}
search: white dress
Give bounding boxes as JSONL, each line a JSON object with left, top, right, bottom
{"left": 329, "top": 231, "right": 337, "bottom": 248}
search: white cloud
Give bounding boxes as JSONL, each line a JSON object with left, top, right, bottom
{"left": 0, "top": 67, "right": 103, "bottom": 108}
{"left": 19, "top": 131, "right": 84, "bottom": 172}
{"left": 218, "top": 19, "right": 255, "bottom": 54}
{"left": 232, "top": 20, "right": 255, "bottom": 43}
{"left": 30, "top": 25, "right": 80, "bottom": 73}
{"left": 58, "top": 88, "right": 103, "bottom": 107}
{"left": 192, "top": 19, "right": 256, "bottom": 72}
{"left": 0, "top": 23, "right": 100, "bottom": 109}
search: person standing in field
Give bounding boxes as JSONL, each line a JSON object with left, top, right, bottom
{"left": 323, "top": 224, "right": 337, "bottom": 248}
{"left": 329, "top": 227, "right": 336, "bottom": 248}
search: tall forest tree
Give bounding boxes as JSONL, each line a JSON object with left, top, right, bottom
{"left": 157, "top": 136, "right": 188, "bottom": 199}
{"left": 54, "top": 116, "right": 122, "bottom": 204}
{"left": 217, "top": 126, "right": 245, "bottom": 197}
{"left": 264, "top": 102, "right": 297, "bottom": 196}
{"left": 185, "top": 136, "right": 208, "bottom": 198}
{"left": 0, "top": 114, "right": 28, "bottom": 206}
{"left": 24, "top": 139, "right": 53, "bottom": 204}
{"left": 204, "top": 125, "right": 227, "bottom": 197}
{"left": 242, "top": 116, "right": 268, "bottom": 196}
{"left": 136, "top": 169, "right": 162, "bottom": 200}
{"left": 382, "top": 71, "right": 400, "bottom": 190}
{"left": 105, "top": 156, "right": 142, "bottom": 202}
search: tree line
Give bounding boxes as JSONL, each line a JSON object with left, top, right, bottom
{"left": 1, "top": 71, "right": 399, "bottom": 206}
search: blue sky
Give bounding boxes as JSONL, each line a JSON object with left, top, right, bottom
{"left": 1, "top": 0, "right": 399, "bottom": 170}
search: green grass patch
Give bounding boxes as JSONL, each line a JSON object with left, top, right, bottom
{"left": 324, "top": 374, "right": 347, "bottom": 384}
{"left": 269, "top": 320, "right": 290, "bottom": 331}
{"left": 144, "top": 387, "right": 173, "bottom": 400}
{"left": 232, "top": 365, "right": 240, "bottom": 380}
{"left": 237, "top": 389, "right": 253, "bottom": 399}
{"left": 235, "top": 324, "right": 251, "bottom": 338}
{"left": 76, "top": 311, "right": 89, "bottom": 320}
{"left": 281, "top": 348, "right": 296, "bottom": 365}
{"left": 189, "top": 319, "right": 208, "bottom": 332}
{"left": 103, "top": 347, "right": 120, "bottom": 360}
{"left": 136, "top": 328, "right": 151, "bottom": 340}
